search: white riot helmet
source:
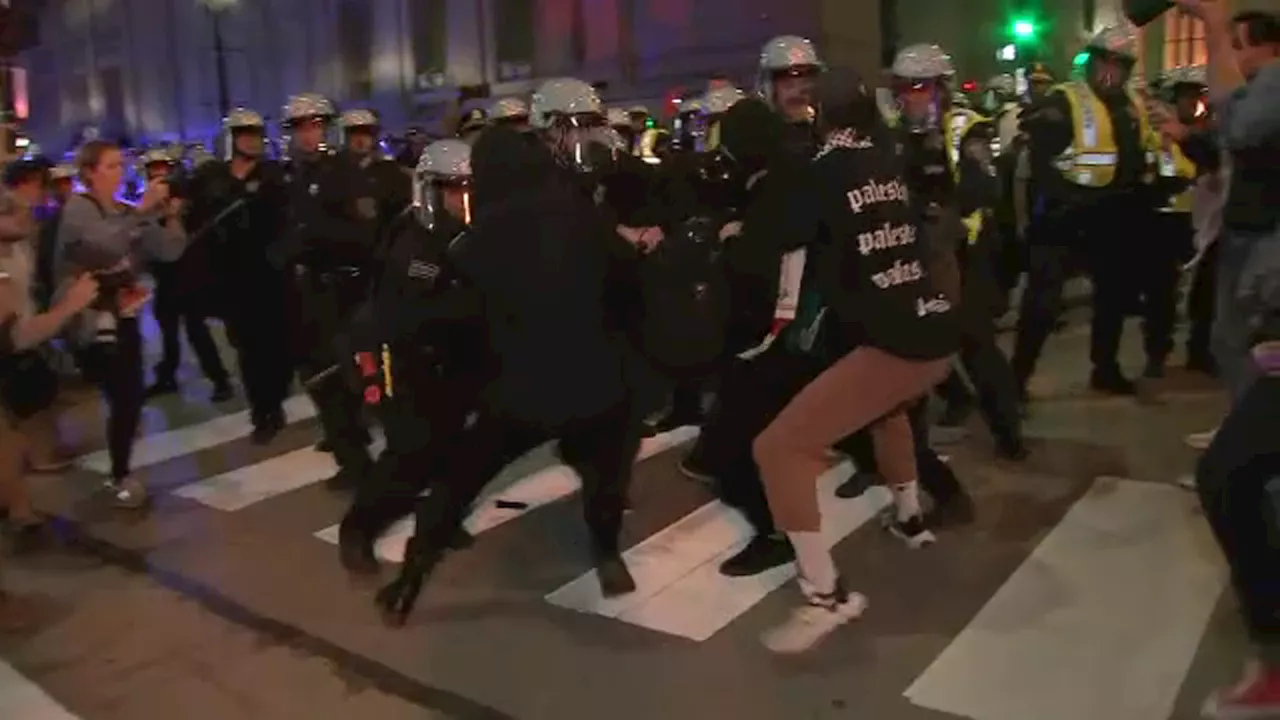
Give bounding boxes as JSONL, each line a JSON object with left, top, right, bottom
{"left": 413, "top": 138, "right": 472, "bottom": 231}
{"left": 222, "top": 107, "right": 265, "bottom": 160}
{"left": 984, "top": 73, "right": 1018, "bottom": 112}
{"left": 1164, "top": 64, "right": 1207, "bottom": 87}
{"left": 606, "top": 107, "right": 629, "bottom": 128}
{"left": 489, "top": 97, "right": 530, "bottom": 127}
{"left": 756, "top": 35, "right": 823, "bottom": 119}
{"left": 282, "top": 92, "right": 337, "bottom": 154}
{"left": 530, "top": 77, "right": 613, "bottom": 172}
{"left": 340, "top": 108, "right": 380, "bottom": 154}
{"left": 702, "top": 86, "right": 746, "bottom": 115}
{"left": 891, "top": 43, "right": 955, "bottom": 132}
{"left": 1083, "top": 24, "right": 1139, "bottom": 92}
{"left": 138, "top": 147, "right": 175, "bottom": 178}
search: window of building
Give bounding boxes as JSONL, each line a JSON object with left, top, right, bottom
{"left": 494, "top": 0, "right": 534, "bottom": 81}
{"left": 338, "top": 0, "right": 373, "bottom": 99}
{"left": 1164, "top": 10, "right": 1206, "bottom": 70}
{"left": 408, "top": 0, "right": 447, "bottom": 90}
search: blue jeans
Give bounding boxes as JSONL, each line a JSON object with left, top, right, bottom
{"left": 1212, "top": 232, "right": 1262, "bottom": 402}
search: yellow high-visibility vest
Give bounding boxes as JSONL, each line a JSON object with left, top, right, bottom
{"left": 1050, "top": 80, "right": 1151, "bottom": 187}
{"left": 1157, "top": 137, "right": 1197, "bottom": 212}
{"left": 944, "top": 108, "right": 985, "bottom": 177}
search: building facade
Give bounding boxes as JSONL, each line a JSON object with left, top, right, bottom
{"left": 16, "top": 0, "right": 1280, "bottom": 153}
{"left": 16, "top": 0, "right": 886, "bottom": 152}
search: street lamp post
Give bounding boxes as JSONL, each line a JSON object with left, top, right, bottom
{"left": 200, "top": 0, "right": 238, "bottom": 119}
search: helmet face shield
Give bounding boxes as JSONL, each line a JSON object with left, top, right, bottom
{"left": 894, "top": 77, "right": 946, "bottom": 132}
{"left": 543, "top": 113, "right": 617, "bottom": 172}
{"left": 413, "top": 174, "right": 472, "bottom": 231}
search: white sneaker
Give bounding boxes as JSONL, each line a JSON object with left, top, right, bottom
{"left": 1186, "top": 428, "right": 1218, "bottom": 451}
{"left": 761, "top": 578, "right": 867, "bottom": 654}
{"left": 105, "top": 477, "right": 148, "bottom": 509}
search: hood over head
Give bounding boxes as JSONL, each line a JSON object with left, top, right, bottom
{"left": 471, "top": 125, "right": 557, "bottom": 210}
{"left": 716, "top": 98, "right": 788, "bottom": 173}
{"left": 813, "top": 66, "right": 882, "bottom": 136}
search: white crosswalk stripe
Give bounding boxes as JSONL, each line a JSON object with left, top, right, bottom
{"left": 55, "top": 400, "right": 1233, "bottom": 718}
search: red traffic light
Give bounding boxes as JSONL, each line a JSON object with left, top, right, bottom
{"left": 961, "top": 80, "right": 978, "bottom": 92}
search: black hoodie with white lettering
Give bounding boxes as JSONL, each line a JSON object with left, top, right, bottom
{"left": 797, "top": 69, "right": 961, "bottom": 361}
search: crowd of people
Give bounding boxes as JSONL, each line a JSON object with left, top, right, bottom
{"left": 0, "top": 0, "right": 1277, "bottom": 716}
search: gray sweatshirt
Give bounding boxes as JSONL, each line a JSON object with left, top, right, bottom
{"left": 54, "top": 194, "right": 187, "bottom": 343}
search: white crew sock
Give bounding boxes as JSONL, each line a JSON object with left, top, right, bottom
{"left": 892, "top": 480, "right": 921, "bottom": 521}
{"left": 786, "top": 531, "right": 837, "bottom": 593}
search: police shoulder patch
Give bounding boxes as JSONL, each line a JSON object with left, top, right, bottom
{"left": 407, "top": 258, "right": 440, "bottom": 282}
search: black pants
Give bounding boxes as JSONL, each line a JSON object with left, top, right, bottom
{"left": 1139, "top": 211, "right": 1192, "bottom": 371}
{"left": 704, "top": 350, "right": 963, "bottom": 537}
{"left": 1186, "top": 240, "right": 1219, "bottom": 366}
{"left": 152, "top": 272, "right": 228, "bottom": 386}
{"left": 1195, "top": 374, "right": 1280, "bottom": 655}
{"left": 406, "top": 399, "right": 643, "bottom": 558}
{"left": 292, "top": 269, "right": 372, "bottom": 473}
{"left": 79, "top": 318, "right": 144, "bottom": 481}
{"left": 343, "top": 357, "right": 482, "bottom": 539}
{"left": 226, "top": 284, "right": 292, "bottom": 426}
{"left": 957, "top": 309, "right": 1023, "bottom": 447}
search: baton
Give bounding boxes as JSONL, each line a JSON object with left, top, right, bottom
{"left": 301, "top": 363, "right": 340, "bottom": 389}
{"left": 188, "top": 197, "right": 248, "bottom": 242}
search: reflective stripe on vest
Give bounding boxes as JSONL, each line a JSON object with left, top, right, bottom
{"left": 1052, "top": 81, "right": 1150, "bottom": 188}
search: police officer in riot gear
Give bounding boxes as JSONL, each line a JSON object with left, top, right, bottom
{"left": 140, "top": 147, "right": 234, "bottom": 402}
{"left": 756, "top": 34, "right": 822, "bottom": 156}
{"left": 489, "top": 97, "right": 530, "bottom": 131}
{"left": 186, "top": 107, "right": 292, "bottom": 443}
{"left": 276, "top": 93, "right": 376, "bottom": 485}
{"left": 337, "top": 138, "right": 485, "bottom": 574}
{"left": 339, "top": 108, "right": 413, "bottom": 252}
{"left": 1011, "top": 25, "right": 1159, "bottom": 397}
{"left": 889, "top": 43, "right": 1026, "bottom": 459}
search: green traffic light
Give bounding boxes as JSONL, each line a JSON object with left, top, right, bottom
{"left": 1012, "top": 19, "right": 1035, "bottom": 39}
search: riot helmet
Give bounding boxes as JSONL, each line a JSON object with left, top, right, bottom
{"left": 223, "top": 107, "right": 266, "bottom": 160}
{"left": 281, "top": 93, "right": 337, "bottom": 156}
{"left": 340, "top": 108, "right": 380, "bottom": 156}
{"left": 756, "top": 35, "right": 823, "bottom": 123}
{"left": 489, "top": 97, "right": 530, "bottom": 130}
{"left": 1161, "top": 65, "right": 1208, "bottom": 123}
{"left": 138, "top": 147, "right": 176, "bottom": 182}
{"left": 890, "top": 43, "right": 955, "bottom": 132}
{"left": 413, "top": 138, "right": 472, "bottom": 231}
{"left": 1082, "top": 25, "right": 1139, "bottom": 96}
{"left": 457, "top": 107, "right": 489, "bottom": 144}
{"left": 529, "top": 77, "right": 614, "bottom": 173}
{"left": 982, "top": 73, "right": 1018, "bottom": 114}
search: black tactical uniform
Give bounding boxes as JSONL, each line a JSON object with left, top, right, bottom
{"left": 335, "top": 211, "right": 488, "bottom": 573}
{"left": 277, "top": 150, "right": 379, "bottom": 486}
{"left": 1012, "top": 83, "right": 1159, "bottom": 395}
{"left": 188, "top": 157, "right": 292, "bottom": 440}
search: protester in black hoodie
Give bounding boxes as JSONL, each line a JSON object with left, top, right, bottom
{"left": 375, "top": 127, "right": 645, "bottom": 626}
{"left": 752, "top": 67, "right": 958, "bottom": 654}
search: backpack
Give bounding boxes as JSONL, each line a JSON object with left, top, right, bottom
{"left": 633, "top": 215, "right": 730, "bottom": 373}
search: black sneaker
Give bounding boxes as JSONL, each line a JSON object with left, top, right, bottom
{"left": 338, "top": 522, "right": 380, "bottom": 576}
{"left": 250, "top": 411, "right": 285, "bottom": 445}
{"left": 146, "top": 377, "right": 179, "bottom": 398}
{"left": 881, "top": 511, "right": 936, "bottom": 549}
{"left": 210, "top": 381, "right": 235, "bottom": 403}
{"left": 835, "top": 471, "right": 880, "bottom": 499}
{"left": 595, "top": 553, "right": 637, "bottom": 597}
{"left": 677, "top": 454, "right": 716, "bottom": 484}
{"left": 1089, "top": 369, "right": 1136, "bottom": 396}
{"left": 719, "top": 534, "right": 795, "bottom": 577}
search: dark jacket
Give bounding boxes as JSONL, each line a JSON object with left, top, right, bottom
{"left": 456, "top": 127, "right": 633, "bottom": 428}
